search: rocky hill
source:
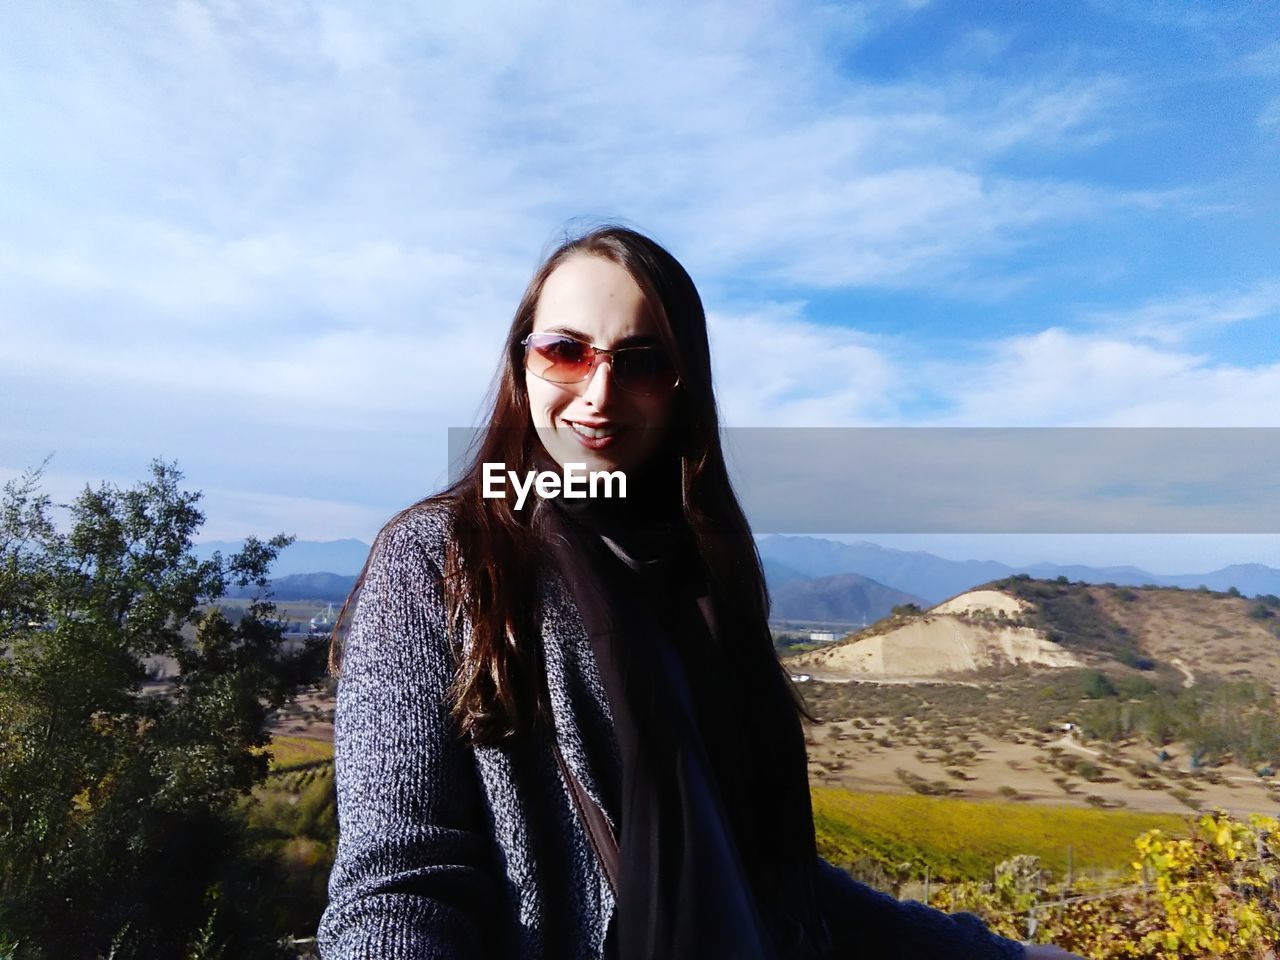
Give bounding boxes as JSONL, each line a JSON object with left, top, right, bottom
{"left": 789, "top": 587, "right": 1083, "bottom": 679}
{"left": 787, "top": 578, "right": 1280, "bottom": 686}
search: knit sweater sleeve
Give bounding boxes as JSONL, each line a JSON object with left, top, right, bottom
{"left": 815, "top": 857, "right": 1026, "bottom": 959}
{"left": 318, "top": 517, "right": 499, "bottom": 960}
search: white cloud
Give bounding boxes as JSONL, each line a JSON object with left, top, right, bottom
{"left": 700, "top": 282, "right": 1280, "bottom": 431}
{"left": 1082, "top": 283, "right": 1280, "bottom": 347}
{"left": 2, "top": 315, "right": 504, "bottom": 430}
{"left": 1260, "top": 97, "right": 1280, "bottom": 130}
{"left": 0, "top": 2, "right": 1139, "bottom": 435}
{"left": 1, "top": 0, "right": 1131, "bottom": 307}
{"left": 947, "top": 28, "right": 1012, "bottom": 63}
{"left": 708, "top": 305, "right": 901, "bottom": 426}
{"left": 1242, "top": 40, "right": 1280, "bottom": 76}
{"left": 195, "top": 484, "right": 396, "bottom": 541}
{"left": 936, "top": 327, "right": 1280, "bottom": 427}
{"left": 0, "top": 228, "right": 516, "bottom": 335}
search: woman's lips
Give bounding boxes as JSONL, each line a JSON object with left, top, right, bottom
{"left": 565, "top": 420, "right": 628, "bottom": 450}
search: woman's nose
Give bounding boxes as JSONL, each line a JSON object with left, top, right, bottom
{"left": 581, "top": 356, "right": 616, "bottom": 407}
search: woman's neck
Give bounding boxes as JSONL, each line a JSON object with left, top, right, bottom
{"left": 533, "top": 447, "right": 683, "bottom": 536}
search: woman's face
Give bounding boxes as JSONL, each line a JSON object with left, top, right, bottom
{"left": 526, "top": 254, "right": 676, "bottom": 476}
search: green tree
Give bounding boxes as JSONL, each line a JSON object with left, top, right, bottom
{"left": 1079, "top": 669, "right": 1117, "bottom": 700}
{"left": 0, "top": 461, "right": 323, "bottom": 959}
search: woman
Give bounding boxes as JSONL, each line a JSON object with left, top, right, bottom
{"left": 317, "top": 226, "right": 1080, "bottom": 959}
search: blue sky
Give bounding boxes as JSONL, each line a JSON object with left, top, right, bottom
{"left": 2, "top": 1, "right": 1278, "bottom": 571}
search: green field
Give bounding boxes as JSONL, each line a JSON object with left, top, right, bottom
{"left": 263, "top": 734, "right": 335, "bottom": 771}
{"left": 811, "top": 786, "right": 1187, "bottom": 881}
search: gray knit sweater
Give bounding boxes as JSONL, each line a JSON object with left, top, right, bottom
{"left": 317, "top": 503, "right": 1026, "bottom": 959}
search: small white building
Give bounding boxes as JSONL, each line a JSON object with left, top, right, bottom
{"left": 809, "top": 631, "right": 836, "bottom": 643}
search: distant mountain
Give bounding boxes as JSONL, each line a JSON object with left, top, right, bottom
{"left": 194, "top": 539, "right": 372, "bottom": 578}
{"left": 1160, "top": 564, "right": 1280, "bottom": 597}
{"left": 770, "top": 573, "right": 924, "bottom": 625}
{"left": 756, "top": 535, "right": 1280, "bottom": 605}
{"left": 757, "top": 536, "right": 1009, "bottom": 604}
{"left": 1019, "top": 562, "right": 1156, "bottom": 584}
{"left": 762, "top": 557, "right": 811, "bottom": 592}
{"left": 227, "top": 572, "right": 358, "bottom": 602}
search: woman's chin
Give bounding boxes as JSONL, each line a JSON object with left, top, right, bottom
{"left": 546, "top": 448, "right": 631, "bottom": 477}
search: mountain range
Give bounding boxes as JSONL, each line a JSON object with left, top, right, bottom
{"left": 198, "top": 536, "right": 1280, "bottom": 612}
{"left": 767, "top": 572, "right": 924, "bottom": 626}
{"left": 756, "top": 536, "right": 1280, "bottom": 606}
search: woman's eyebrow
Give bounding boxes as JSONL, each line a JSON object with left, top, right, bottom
{"left": 544, "top": 324, "right": 660, "bottom": 348}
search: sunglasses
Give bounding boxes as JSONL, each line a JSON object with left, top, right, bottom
{"left": 521, "top": 332, "right": 680, "bottom": 396}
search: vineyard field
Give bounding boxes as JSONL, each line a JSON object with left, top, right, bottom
{"left": 812, "top": 786, "right": 1188, "bottom": 881}
{"left": 264, "top": 734, "right": 335, "bottom": 771}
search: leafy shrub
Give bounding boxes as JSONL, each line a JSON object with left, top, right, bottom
{"left": 0, "top": 462, "right": 324, "bottom": 958}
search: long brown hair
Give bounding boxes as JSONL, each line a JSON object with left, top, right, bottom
{"left": 331, "top": 225, "right": 801, "bottom": 746}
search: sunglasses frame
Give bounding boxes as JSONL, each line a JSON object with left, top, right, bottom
{"left": 520, "top": 332, "right": 681, "bottom": 396}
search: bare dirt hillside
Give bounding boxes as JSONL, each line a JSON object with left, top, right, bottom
{"left": 791, "top": 579, "right": 1280, "bottom": 687}
{"left": 932, "top": 589, "right": 1027, "bottom": 617}
{"left": 1091, "top": 586, "right": 1280, "bottom": 688}
{"left": 789, "top": 588, "right": 1083, "bottom": 680}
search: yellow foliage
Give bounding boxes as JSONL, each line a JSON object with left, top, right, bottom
{"left": 932, "top": 810, "right": 1280, "bottom": 959}
{"left": 811, "top": 786, "right": 1184, "bottom": 879}
{"left": 258, "top": 735, "right": 334, "bottom": 771}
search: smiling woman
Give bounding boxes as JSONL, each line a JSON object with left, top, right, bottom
{"left": 316, "top": 225, "right": 1072, "bottom": 960}
{"left": 523, "top": 253, "right": 679, "bottom": 475}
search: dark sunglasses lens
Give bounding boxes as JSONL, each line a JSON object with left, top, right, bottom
{"left": 614, "top": 349, "right": 677, "bottom": 394}
{"left": 526, "top": 335, "right": 591, "bottom": 382}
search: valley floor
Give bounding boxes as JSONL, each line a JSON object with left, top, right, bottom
{"left": 801, "top": 678, "right": 1280, "bottom": 820}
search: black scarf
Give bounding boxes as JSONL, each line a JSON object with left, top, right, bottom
{"left": 533, "top": 451, "right": 827, "bottom": 959}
